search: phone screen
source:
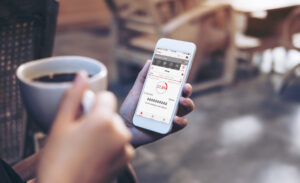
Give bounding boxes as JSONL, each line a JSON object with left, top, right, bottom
{"left": 135, "top": 48, "right": 190, "bottom": 124}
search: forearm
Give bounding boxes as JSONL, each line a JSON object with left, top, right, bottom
{"left": 13, "top": 152, "right": 40, "bottom": 181}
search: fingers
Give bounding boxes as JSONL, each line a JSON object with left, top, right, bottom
{"left": 131, "top": 60, "right": 151, "bottom": 94}
{"left": 120, "top": 60, "right": 151, "bottom": 117}
{"left": 110, "top": 114, "right": 132, "bottom": 142}
{"left": 110, "top": 144, "right": 135, "bottom": 172}
{"left": 177, "top": 97, "right": 194, "bottom": 117}
{"left": 171, "top": 116, "right": 188, "bottom": 133}
{"left": 87, "top": 92, "right": 131, "bottom": 145}
{"left": 122, "top": 144, "right": 135, "bottom": 164}
{"left": 182, "top": 83, "right": 192, "bottom": 98}
{"left": 124, "top": 146, "right": 135, "bottom": 166}
{"left": 137, "top": 60, "right": 151, "bottom": 84}
{"left": 56, "top": 72, "right": 88, "bottom": 124}
{"left": 90, "top": 91, "right": 117, "bottom": 118}
{"left": 91, "top": 102, "right": 134, "bottom": 171}
{"left": 177, "top": 84, "right": 193, "bottom": 117}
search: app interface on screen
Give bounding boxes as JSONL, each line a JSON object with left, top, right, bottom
{"left": 136, "top": 48, "right": 190, "bottom": 124}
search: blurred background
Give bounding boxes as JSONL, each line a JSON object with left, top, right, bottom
{"left": 2, "top": 0, "right": 300, "bottom": 182}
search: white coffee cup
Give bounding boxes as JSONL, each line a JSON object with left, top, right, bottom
{"left": 16, "top": 56, "right": 107, "bottom": 131}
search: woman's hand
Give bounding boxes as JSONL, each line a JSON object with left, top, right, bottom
{"left": 120, "top": 61, "right": 195, "bottom": 148}
{"left": 38, "top": 73, "right": 134, "bottom": 183}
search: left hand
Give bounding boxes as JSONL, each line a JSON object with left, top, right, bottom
{"left": 38, "top": 73, "right": 134, "bottom": 183}
{"left": 120, "top": 60, "right": 195, "bottom": 148}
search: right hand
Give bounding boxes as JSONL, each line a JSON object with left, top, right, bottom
{"left": 37, "top": 72, "right": 134, "bottom": 183}
{"left": 120, "top": 61, "right": 194, "bottom": 148}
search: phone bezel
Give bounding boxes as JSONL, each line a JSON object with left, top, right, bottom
{"left": 133, "top": 38, "right": 196, "bottom": 134}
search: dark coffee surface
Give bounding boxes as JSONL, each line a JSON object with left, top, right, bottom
{"left": 33, "top": 73, "right": 92, "bottom": 83}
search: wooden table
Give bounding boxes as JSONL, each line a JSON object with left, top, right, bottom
{"left": 57, "top": 0, "right": 111, "bottom": 31}
{"left": 205, "top": 0, "right": 300, "bottom": 12}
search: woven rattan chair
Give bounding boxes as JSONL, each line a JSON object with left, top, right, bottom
{"left": 0, "top": 0, "right": 58, "bottom": 164}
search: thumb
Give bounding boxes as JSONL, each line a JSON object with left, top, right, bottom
{"left": 55, "top": 71, "right": 88, "bottom": 124}
{"left": 131, "top": 60, "right": 151, "bottom": 94}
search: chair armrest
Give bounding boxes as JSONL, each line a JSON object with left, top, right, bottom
{"left": 161, "top": 4, "right": 232, "bottom": 36}
{"left": 119, "top": 5, "right": 154, "bottom": 25}
{"left": 119, "top": 4, "right": 140, "bottom": 18}
{"left": 121, "top": 15, "right": 154, "bottom": 25}
{"left": 153, "top": 0, "right": 176, "bottom": 4}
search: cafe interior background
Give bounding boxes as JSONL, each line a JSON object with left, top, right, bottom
{"left": 2, "top": 0, "right": 300, "bottom": 182}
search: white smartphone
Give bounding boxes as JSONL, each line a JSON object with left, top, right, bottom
{"left": 133, "top": 38, "right": 196, "bottom": 134}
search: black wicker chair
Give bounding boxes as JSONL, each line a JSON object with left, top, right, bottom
{"left": 0, "top": 0, "right": 58, "bottom": 164}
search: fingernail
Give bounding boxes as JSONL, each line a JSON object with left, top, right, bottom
{"left": 185, "top": 83, "right": 192, "bottom": 89}
{"left": 74, "top": 70, "right": 88, "bottom": 84}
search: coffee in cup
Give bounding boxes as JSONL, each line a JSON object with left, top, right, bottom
{"left": 16, "top": 56, "right": 107, "bottom": 131}
{"left": 32, "top": 72, "right": 93, "bottom": 83}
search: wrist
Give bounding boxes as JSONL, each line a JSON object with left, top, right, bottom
{"left": 13, "top": 152, "right": 40, "bottom": 181}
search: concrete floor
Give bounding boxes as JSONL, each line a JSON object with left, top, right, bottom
{"left": 134, "top": 77, "right": 300, "bottom": 183}
{"left": 54, "top": 30, "right": 300, "bottom": 183}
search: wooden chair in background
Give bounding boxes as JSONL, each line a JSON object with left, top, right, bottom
{"left": 277, "top": 6, "right": 300, "bottom": 94}
{"left": 235, "top": 6, "right": 300, "bottom": 74}
{"left": 283, "top": 6, "right": 300, "bottom": 51}
{"left": 231, "top": 5, "right": 300, "bottom": 94}
{"left": 105, "top": 0, "right": 236, "bottom": 92}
